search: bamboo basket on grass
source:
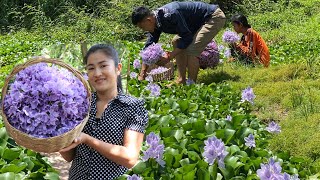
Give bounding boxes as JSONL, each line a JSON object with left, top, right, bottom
{"left": 0, "top": 58, "right": 91, "bottom": 153}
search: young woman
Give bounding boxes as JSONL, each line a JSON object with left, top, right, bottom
{"left": 59, "top": 44, "right": 148, "bottom": 179}
{"left": 231, "top": 14, "right": 270, "bottom": 67}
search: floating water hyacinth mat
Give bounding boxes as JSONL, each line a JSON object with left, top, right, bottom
{"left": 146, "top": 62, "right": 174, "bottom": 82}
{"left": 0, "top": 58, "right": 91, "bottom": 153}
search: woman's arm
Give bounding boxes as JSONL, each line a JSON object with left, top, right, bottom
{"left": 60, "top": 129, "right": 144, "bottom": 168}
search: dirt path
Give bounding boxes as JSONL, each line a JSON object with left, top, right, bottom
{"left": 42, "top": 152, "right": 71, "bottom": 180}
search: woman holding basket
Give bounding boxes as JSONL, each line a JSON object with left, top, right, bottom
{"left": 60, "top": 44, "right": 148, "bottom": 180}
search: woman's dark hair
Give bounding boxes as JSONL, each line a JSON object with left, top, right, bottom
{"left": 84, "top": 44, "right": 123, "bottom": 92}
{"left": 131, "top": 6, "right": 152, "bottom": 25}
{"left": 231, "top": 14, "right": 251, "bottom": 28}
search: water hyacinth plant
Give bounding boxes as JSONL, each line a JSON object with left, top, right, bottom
{"left": 218, "top": 45, "right": 225, "bottom": 51}
{"left": 186, "top": 78, "right": 195, "bottom": 85}
{"left": 222, "top": 30, "right": 240, "bottom": 43}
{"left": 224, "top": 48, "right": 231, "bottom": 59}
{"left": 202, "top": 136, "right": 228, "bottom": 168}
{"left": 284, "top": 173, "right": 300, "bottom": 180}
{"left": 145, "top": 75, "right": 153, "bottom": 82}
{"left": 244, "top": 134, "right": 256, "bottom": 148}
{"left": 133, "top": 59, "right": 141, "bottom": 69}
{"left": 145, "top": 83, "right": 161, "bottom": 97}
{"left": 124, "top": 78, "right": 319, "bottom": 179}
{"left": 257, "top": 158, "right": 284, "bottom": 179}
{"left": 257, "top": 158, "right": 300, "bottom": 180}
{"left": 241, "top": 87, "right": 256, "bottom": 104}
{"left": 130, "top": 72, "right": 138, "bottom": 79}
{"left": 3, "top": 63, "right": 89, "bottom": 138}
{"left": 127, "top": 174, "right": 142, "bottom": 180}
{"left": 266, "top": 121, "right": 281, "bottom": 134}
{"left": 226, "top": 114, "right": 232, "bottom": 121}
{"left": 140, "top": 43, "right": 164, "bottom": 65}
{"left": 142, "top": 132, "right": 165, "bottom": 167}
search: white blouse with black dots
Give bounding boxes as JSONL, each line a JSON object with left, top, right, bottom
{"left": 68, "top": 92, "right": 148, "bottom": 180}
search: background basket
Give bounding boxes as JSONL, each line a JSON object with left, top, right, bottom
{"left": 146, "top": 62, "right": 175, "bottom": 81}
{"left": 0, "top": 58, "right": 91, "bottom": 153}
{"left": 199, "top": 41, "right": 220, "bottom": 69}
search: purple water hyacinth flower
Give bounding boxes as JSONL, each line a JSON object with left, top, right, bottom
{"left": 244, "top": 134, "right": 256, "bottom": 148}
{"left": 283, "top": 173, "right": 290, "bottom": 180}
{"left": 3, "top": 63, "right": 89, "bottom": 138}
{"left": 218, "top": 45, "right": 225, "bottom": 52}
{"left": 222, "top": 30, "right": 240, "bottom": 43}
{"left": 257, "top": 158, "right": 283, "bottom": 180}
{"left": 140, "top": 43, "right": 164, "bottom": 65}
{"left": 146, "top": 132, "right": 160, "bottom": 146}
{"left": 142, "top": 143, "right": 165, "bottom": 167}
{"left": 266, "top": 121, "right": 281, "bottom": 134}
{"left": 224, "top": 48, "right": 231, "bottom": 58}
{"left": 226, "top": 115, "right": 232, "bottom": 121}
{"left": 202, "top": 136, "right": 228, "bottom": 168}
{"left": 145, "top": 75, "right": 153, "bottom": 82}
{"left": 142, "top": 132, "right": 166, "bottom": 167}
{"left": 149, "top": 67, "right": 168, "bottom": 75}
{"left": 186, "top": 78, "right": 195, "bottom": 85}
{"left": 133, "top": 59, "right": 141, "bottom": 69}
{"left": 146, "top": 83, "right": 161, "bottom": 97}
{"left": 241, "top": 87, "right": 256, "bottom": 104}
{"left": 283, "top": 173, "right": 300, "bottom": 180}
{"left": 127, "top": 174, "right": 142, "bottom": 180}
{"left": 130, "top": 72, "right": 138, "bottom": 79}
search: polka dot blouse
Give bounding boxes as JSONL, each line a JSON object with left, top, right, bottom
{"left": 68, "top": 92, "right": 148, "bottom": 180}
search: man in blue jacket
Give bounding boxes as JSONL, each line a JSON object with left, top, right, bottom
{"left": 132, "top": 1, "right": 225, "bottom": 84}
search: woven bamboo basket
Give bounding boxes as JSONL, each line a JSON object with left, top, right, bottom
{"left": 0, "top": 58, "right": 91, "bottom": 153}
{"left": 146, "top": 62, "right": 174, "bottom": 81}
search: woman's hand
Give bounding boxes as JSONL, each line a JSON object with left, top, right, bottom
{"left": 59, "top": 133, "right": 88, "bottom": 152}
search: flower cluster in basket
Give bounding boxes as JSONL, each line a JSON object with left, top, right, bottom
{"left": 3, "top": 63, "right": 89, "bottom": 138}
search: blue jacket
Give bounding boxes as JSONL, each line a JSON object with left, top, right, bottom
{"left": 145, "top": 1, "right": 218, "bottom": 49}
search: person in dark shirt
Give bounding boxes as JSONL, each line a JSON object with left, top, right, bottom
{"left": 132, "top": 1, "right": 225, "bottom": 84}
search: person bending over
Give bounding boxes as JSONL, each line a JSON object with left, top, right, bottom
{"left": 132, "top": 1, "right": 226, "bottom": 84}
